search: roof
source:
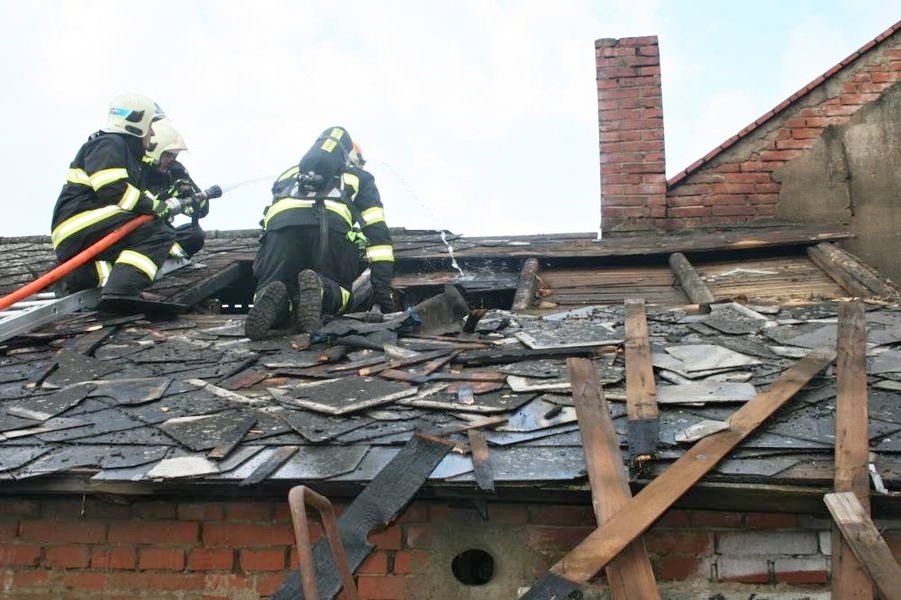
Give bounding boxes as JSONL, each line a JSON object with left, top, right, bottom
{"left": 667, "top": 20, "right": 901, "bottom": 187}
{"left": 0, "top": 225, "right": 899, "bottom": 513}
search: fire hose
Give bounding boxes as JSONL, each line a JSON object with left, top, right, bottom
{"left": 0, "top": 185, "right": 222, "bottom": 311}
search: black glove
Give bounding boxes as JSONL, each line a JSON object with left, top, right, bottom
{"left": 167, "top": 178, "right": 196, "bottom": 200}
{"left": 369, "top": 262, "right": 395, "bottom": 311}
{"left": 372, "top": 285, "right": 395, "bottom": 312}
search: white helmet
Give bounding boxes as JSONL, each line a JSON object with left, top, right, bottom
{"left": 146, "top": 119, "right": 188, "bottom": 165}
{"left": 103, "top": 93, "right": 165, "bottom": 137}
{"left": 348, "top": 141, "right": 366, "bottom": 168}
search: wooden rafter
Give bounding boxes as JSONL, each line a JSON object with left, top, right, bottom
{"left": 568, "top": 357, "right": 660, "bottom": 599}
{"left": 522, "top": 347, "right": 836, "bottom": 598}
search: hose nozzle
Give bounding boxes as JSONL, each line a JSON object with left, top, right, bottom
{"left": 196, "top": 185, "right": 222, "bottom": 201}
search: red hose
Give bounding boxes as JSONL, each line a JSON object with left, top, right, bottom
{"left": 0, "top": 214, "right": 154, "bottom": 311}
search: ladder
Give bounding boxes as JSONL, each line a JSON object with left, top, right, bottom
{"left": 0, "top": 256, "right": 195, "bottom": 345}
{"left": 0, "top": 289, "right": 100, "bottom": 344}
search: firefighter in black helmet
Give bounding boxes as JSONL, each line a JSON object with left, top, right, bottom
{"left": 246, "top": 126, "right": 396, "bottom": 340}
{"left": 51, "top": 93, "right": 180, "bottom": 308}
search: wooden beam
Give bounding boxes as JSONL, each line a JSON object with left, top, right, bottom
{"left": 520, "top": 347, "right": 836, "bottom": 597}
{"left": 568, "top": 357, "right": 660, "bottom": 600}
{"left": 825, "top": 492, "right": 901, "bottom": 600}
{"left": 467, "top": 429, "right": 495, "bottom": 492}
{"left": 807, "top": 242, "right": 900, "bottom": 299}
{"left": 832, "top": 300, "right": 873, "bottom": 599}
{"left": 624, "top": 299, "right": 659, "bottom": 459}
{"left": 512, "top": 257, "right": 540, "bottom": 311}
{"left": 394, "top": 223, "right": 852, "bottom": 262}
{"left": 668, "top": 253, "right": 716, "bottom": 306}
{"left": 168, "top": 260, "right": 250, "bottom": 306}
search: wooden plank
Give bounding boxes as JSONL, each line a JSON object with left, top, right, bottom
{"left": 520, "top": 347, "right": 836, "bottom": 596}
{"left": 832, "top": 300, "right": 873, "bottom": 599}
{"left": 624, "top": 299, "right": 659, "bottom": 459}
{"left": 825, "top": 492, "right": 901, "bottom": 600}
{"left": 568, "top": 357, "right": 660, "bottom": 600}
{"left": 668, "top": 253, "right": 715, "bottom": 306}
{"left": 467, "top": 429, "right": 494, "bottom": 492}
{"left": 396, "top": 223, "right": 851, "bottom": 261}
{"left": 512, "top": 257, "right": 540, "bottom": 311}
{"left": 808, "top": 243, "right": 900, "bottom": 299}
{"left": 168, "top": 260, "right": 250, "bottom": 306}
{"left": 454, "top": 344, "right": 618, "bottom": 367}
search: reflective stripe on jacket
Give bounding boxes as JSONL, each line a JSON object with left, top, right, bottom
{"left": 51, "top": 131, "right": 162, "bottom": 248}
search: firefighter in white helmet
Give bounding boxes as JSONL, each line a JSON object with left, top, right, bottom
{"left": 143, "top": 119, "right": 210, "bottom": 259}
{"left": 50, "top": 93, "right": 179, "bottom": 309}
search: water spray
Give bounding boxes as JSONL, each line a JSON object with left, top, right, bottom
{"left": 370, "top": 160, "right": 465, "bottom": 279}
{"left": 218, "top": 176, "right": 277, "bottom": 195}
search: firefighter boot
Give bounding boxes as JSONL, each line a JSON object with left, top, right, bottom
{"left": 245, "top": 280, "right": 290, "bottom": 340}
{"left": 295, "top": 269, "right": 324, "bottom": 333}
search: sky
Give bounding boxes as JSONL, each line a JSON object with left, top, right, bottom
{"left": 1, "top": 0, "right": 898, "bottom": 238}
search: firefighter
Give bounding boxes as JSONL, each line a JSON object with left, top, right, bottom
{"left": 143, "top": 118, "right": 209, "bottom": 259}
{"left": 245, "top": 126, "right": 396, "bottom": 340}
{"left": 51, "top": 93, "right": 180, "bottom": 309}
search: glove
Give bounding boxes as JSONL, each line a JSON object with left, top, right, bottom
{"left": 370, "top": 261, "right": 394, "bottom": 311}
{"left": 188, "top": 196, "right": 210, "bottom": 219}
{"left": 166, "top": 178, "right": 196, "bottom": 200}
{"left": 372, "top": 285, "right": 395, "bottom": 312}
{"left": 153, "top": 197, "right": 184, "bottom": 219}
{"left": 346, "top": 229, "right": 369, "bottom": 252}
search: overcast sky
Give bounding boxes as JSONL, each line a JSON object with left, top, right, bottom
{"left": 1, "top": 1, "right": 897, "bottom": 238}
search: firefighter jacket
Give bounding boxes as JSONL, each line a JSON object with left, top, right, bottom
{"left": 51, "top": 131, "right": 167, "bottom": 251}
{"left": 262, "top": 163, "right": 395, "bottom": 299}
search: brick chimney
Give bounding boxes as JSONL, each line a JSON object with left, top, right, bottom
{"left": 596, "top": 36, "right": 667, "bottom": 233}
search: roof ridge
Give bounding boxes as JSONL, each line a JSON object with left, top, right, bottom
{"left": 667, "top": 19, "right": 901, "bottom": 187}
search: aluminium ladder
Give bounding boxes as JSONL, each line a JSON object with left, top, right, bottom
{"left": 0, "top": 256, "right": 194, "bottom": 345}
{"left": 0, "top": 289, "right": 100, "bottom": 344}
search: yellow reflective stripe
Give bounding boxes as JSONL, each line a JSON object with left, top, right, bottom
{"left": 278, "top": 166, "right": 299, "bottom": 182}
{"left": 170, "top": 242, "right": 187, "bottom": 258}
{"left": 51, "top": 205, "right": 125, "bottom": 248}
{"left": 94, "top": 261, "right": 112, "bottom": 287}
{"left": 321, "top": 138, "right": 337, "bottom": 152}
{"left": 366, "top": 244, "right": 395, "bottom": 262}
{"left": 324, "top": 200, "right": 353, "bottom": 225}
{"left": 263, "top": 198, "right": 353, "bottom": 228}
{"left": 341, "top": 172, "right": 360, "bottom": 199}
{"left": 67, "top": 168, "right": 91, "bottom": 186}
{"left": 115, "top": 250, "right": 158, "bottom": 280}
{"left": 264, "top": 198, "right": 314, "bottom": 227}
{"left": 90, "top": 167, "right": 128, "bottom": 191}
{"left": 117, "top": 184, "right": 141, "bottom": 210}
{"left": 361, "top": 206, "right": 385, "bottom": 225}
{"left": 338, "top": 287, "right": 351, "bottom": 312}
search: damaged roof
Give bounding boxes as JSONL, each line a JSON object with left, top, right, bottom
{"left": 0, "top": 223, "right": 899, "bottom": 511}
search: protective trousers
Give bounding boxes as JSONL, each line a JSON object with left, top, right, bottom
{"left": 252, "top": 225, "right": 360, "bottom": 315}
{"left": 56, "top": 215, "right": 175, "bottom": 296}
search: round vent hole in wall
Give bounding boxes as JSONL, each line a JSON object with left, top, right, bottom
{"left": 451, "top": 548, "right": 495, "bottom": 586}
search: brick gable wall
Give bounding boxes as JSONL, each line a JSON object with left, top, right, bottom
{"left": 598, "top": 26, "right": 901, "bottom": 233}
{"left": 2, "top": 495, "right": 899, "bottom": 598}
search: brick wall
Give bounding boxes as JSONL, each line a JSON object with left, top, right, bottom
{"left": 596, "top": 36, "right": 668, "bottom": 231}
{"left": 597, "top": 25, "right": 901, "bottom": 232}
{"left": 3, "top": 494, "right": 900, "bottom": 598}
